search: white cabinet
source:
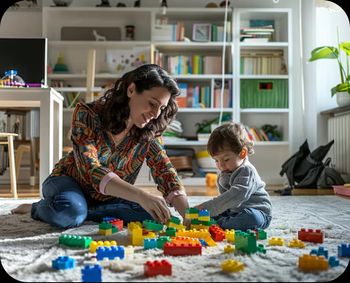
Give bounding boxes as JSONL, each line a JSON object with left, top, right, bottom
{"left": 42, "top": 6, "right": 293, "bottom": 185}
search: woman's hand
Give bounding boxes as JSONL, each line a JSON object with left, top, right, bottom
{"left": 138, "top": 192, "right": 171, "bottom": 224}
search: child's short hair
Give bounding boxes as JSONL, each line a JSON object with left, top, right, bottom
{"left": 207, "top": 122, "right": 254, "bottom": 156}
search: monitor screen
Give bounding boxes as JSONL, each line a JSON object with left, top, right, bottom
{"left": 0, "top": 38, "right": 47, "bottom": 86}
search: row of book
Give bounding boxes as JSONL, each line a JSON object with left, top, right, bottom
{"left": 152, "top": 22, "right": 231, "bottom": 42}
{"left": 153, "top": 52, "right": 224, "bottom": 75}
{"left": 244, "top": 126, "right": 282, "bottom": 142}
{"left": 176, "top": 80, "right": 232, "bottom": 108}
{"left": 240, "top": 51, "right": 287, "bottom": 75}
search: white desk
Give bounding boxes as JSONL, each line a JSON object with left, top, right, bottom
{"left": 0, "top": 87, "right": 64, "bottom": 197}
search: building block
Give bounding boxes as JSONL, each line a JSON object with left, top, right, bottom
{"left": 144, "top": 238, "right": 157, "bottom": 250}
{"left": 59, "top": 234, "right": 93, "bottom": 249}
{"left": 298, "top": 228, "right": 324, "bottom": 243}
{"left": 127, "top": 221, "right": 142, "bottom": 232}
{"left": 130, "top": 225, "right": 143, "bottom": 246}
{"left": 235, "top": 230, "right": 257, "bottom": 254}
{"left": 328, "top": 256, "right": 340, "bottom": 267}
{"left": 102, "top": 217, "right": 123, "bottom": 231}
{"left": 157, "top": 236, "right": 172, "bottom": 249}
{"left": 298, "top": 254, "right": 328, "bottom": 272}
{"left": 209, "top": 224, "right": 225, "bottom": 242}
{"left": 164, "top": 242, "right": 202, "bottom": 256}
{"left": 171, "top": 236, "right": 201, "bottom": 246}
{"left": 225, "top": 229, "right": 235, "bottom": 243}
{"left": 52, "top": 256, "right": 75, "bottom": 270}
{"left": 165, "top": 227, "right": 177, "bottom": 237}
{"left": 199, "top": 209, "right": 210, "bottom": 217}
{"left": 123, "top": 245, "right": 134, "bottom": 257}
{"left": 169, "top": 215, "right": 182, "bottom": 225}
{"left": 144, "top": 259, "right": 172, "bottom": 277}
{"left": 254, "top": 228, "right": 267, "bottom": 240}
{"left": 206, "top": 173, "right": 217, "bottom": 188}
{"left": 143, "top": 219, "right": 164, "bottom": 232}
{"left": 202, "top": 235, "right": 217, "bottom": 247}
{"left": 96, "top": 246, "right": 125, "bottom": 260}
{"left": 98, "top": 221, "right": 118, "bottom": 236}
{"left": 199, "top": 239, "right": 208, "bottom": 247}
{"left": 338, "top": 243, "right": 350, "bottom": 257}
{"left": 257, "top": 243, "right": 266, "bottom": 254}
{"left": 221, "top": 259, "right": 244, "bottom": 273}
{"left": 81, "top": 264, "right": 102, "bottom": 282}
{"left": 268, "top": 237, "right": 285, "bottom": 246}
{"left": 224, "top": 244, "right": 235, "bottom": 253}
{"left": 89, "top": 240, "right": 117, "bottom": 253}
{"left": 288, "top": 238, "right": 305, "bottom": 249}
{"left": 310, "top": 246, "right": 328, "bottom": 259}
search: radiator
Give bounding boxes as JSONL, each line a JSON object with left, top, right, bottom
{"left": 328, "top": 112, "right": 350, "bottom": 177}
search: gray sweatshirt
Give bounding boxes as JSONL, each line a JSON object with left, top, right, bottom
{"left": 200, "top": 158, "right": 272, "bottom": 217}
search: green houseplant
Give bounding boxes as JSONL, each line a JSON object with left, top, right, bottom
{"left": 309, "top": 41, "right": 350, "bottom": 104}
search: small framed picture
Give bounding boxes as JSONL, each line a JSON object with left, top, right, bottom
{"left": 192, "top": 23, "right": 211, "bottom": 42}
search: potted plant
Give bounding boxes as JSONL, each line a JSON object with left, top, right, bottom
{"left": 309, "top": 41, "right": 350, "bottom": 106}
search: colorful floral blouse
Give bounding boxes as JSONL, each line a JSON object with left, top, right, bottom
{"left": 50, "top": 102, "right": 185, "bottom": 203}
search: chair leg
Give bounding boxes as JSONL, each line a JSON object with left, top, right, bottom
{"left": 8, "top": 136, "right": 17, "bottom": 199}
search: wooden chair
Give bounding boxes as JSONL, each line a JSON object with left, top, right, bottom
{"left": 0, "top": 133, "right": 18, "bottom": 198}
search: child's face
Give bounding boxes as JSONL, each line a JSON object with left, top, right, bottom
{"left": 212, "top": 149, "right": 243, "bottom": 173}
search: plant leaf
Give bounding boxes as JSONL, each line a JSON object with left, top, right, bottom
{"left": 340, "top": 42, "right": 350, "bottom": 56}
{"left": 332, "top": 82, "right": 350, "bottom": 96}
{"left": 309, "top": 46, "right": 338, "bottom": 61}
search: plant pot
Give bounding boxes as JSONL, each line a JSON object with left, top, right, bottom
{"left": 336, "top": 91, "right": 350, "bottom": 107}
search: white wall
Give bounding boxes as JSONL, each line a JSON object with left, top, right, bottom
{"left": 303, "top": 0, "right": 350, "bottom": 149}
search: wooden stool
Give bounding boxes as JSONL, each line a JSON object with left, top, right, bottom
{"left": 0, "top": 133, "right": 18, "bottom": 198}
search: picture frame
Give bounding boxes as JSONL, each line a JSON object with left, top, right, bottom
{"left": 192, "top": 23, "right": 211, "bottom": 42}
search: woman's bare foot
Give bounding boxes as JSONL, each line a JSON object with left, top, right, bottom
{"left": 11, "top": 203, "right": 32, "bottom": 214}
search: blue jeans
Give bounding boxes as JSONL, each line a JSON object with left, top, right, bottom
{"left": 212, "top": 208, "right": 272, "bottom": 231}
{"left": 31, "top": 176, "right": 153, "bottom": 229}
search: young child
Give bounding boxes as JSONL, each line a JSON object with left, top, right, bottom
{"left": 195, "top": 122, "right": 272, "bottom": 231}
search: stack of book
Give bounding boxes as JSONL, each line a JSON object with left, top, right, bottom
{"left": 240, "top": 25, "right": 274, "bottom": 42}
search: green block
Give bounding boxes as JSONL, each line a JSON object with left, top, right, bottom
{"left": 257, "top": 228, "right": 267, "bottom": 240}
{"left": 165, "top": 227, "right": 176, "bottom": 237}
{"left": 59, "top": 234, "right": 92, "bottom": 249}
{"left": 257, "top": 243, "right": 266, "bottom": 254}
{"left": 186, "top": 208, "right": 199, "bottom": 214}
{"left": 170, "top": 216, "right": 181, "bottom": 225}
{"left": 157, "top": 236, "right": 171, "bottom": 249}
{"left": 235, "top": 230, "right": 257, "bottom": 254}
{"left": 143, "top": 220, "right": 164, "bottom": 231}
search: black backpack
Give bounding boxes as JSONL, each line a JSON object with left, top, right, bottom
{"left": 317, "top": 158, "right": 345, "bottom": 189}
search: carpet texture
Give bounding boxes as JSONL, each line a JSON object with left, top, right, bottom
{"left": 0, "top": 196, "right": 349, "bottom": 282}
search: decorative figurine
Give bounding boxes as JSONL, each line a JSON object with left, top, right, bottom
{"left": 96, "top": 0, "right": 110, "bottom": 7}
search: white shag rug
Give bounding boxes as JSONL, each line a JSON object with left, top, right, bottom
{"left": 0, "top": 195, "right": 349, "bottom": 282}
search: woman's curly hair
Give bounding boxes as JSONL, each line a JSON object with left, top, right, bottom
{"left": 96, "top": 64, "right": 180, "bottom": 142}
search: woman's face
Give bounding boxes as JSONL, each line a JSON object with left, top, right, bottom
{"left": 127, "top": 83, "right": 171, "bottom": 128}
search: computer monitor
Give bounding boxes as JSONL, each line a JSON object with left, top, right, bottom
{"left": 0, "top": 38, "right": 47, "bottom": 86}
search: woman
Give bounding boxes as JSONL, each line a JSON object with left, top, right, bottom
{"left": 12, "top": 64, "right": 189, "bottom": 228}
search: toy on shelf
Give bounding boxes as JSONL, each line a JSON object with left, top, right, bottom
{"left": 206, "top": 173, "right": 218, "bottom": 188}
{"left": 0, "top": 70, "right": 26, "bottom": 87}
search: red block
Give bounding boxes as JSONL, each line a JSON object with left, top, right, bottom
{"left": 298, "top": 228, "right": 324, "bottom": 243}
{"left": 163, "top": 242, "right": 202, "bottom": 256}
{"left": 106, "top": 218, "right": 123, "bottom": 231}
{"left": 144, "top": 259, "right": 172, "bottom": 277}
{"left": 209, "top": 224, "right": 225, "bottom": 242}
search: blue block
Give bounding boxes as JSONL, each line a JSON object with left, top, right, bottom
{"left": 82, "top": 264, "right": 102, "bottom": 282}
{"left": 310, "top": 246, "right": 328, "bottom": 259}
{"left": 199, "top": 239, "right": 208, "bottom": 247}
{"left": 199, "top": 209, "right": 210, "bottom": 217}
{"left": 96, "top": 246, "right": 125, "bottom": 260}
{"left": 52, "top": 256, "right": 75, "bottom": 270}
{"left": 144, "top": 238, "right": 157, "bottom": 249}
{"left": 328, "top": 256, "right": 340, "bottom": 267}
{"left": 338, "top": 243, "right": 350, "bottom": 257}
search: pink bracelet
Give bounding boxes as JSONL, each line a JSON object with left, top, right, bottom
{"left": 99, "top": 172, "right": 119, "bottom": 195}
{"left": 166, "top": 190, "right": 187, "bottom": 205}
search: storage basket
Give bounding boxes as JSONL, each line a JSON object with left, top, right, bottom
{"left": 240, "top": 79, "right": 288, "bottom": 108}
